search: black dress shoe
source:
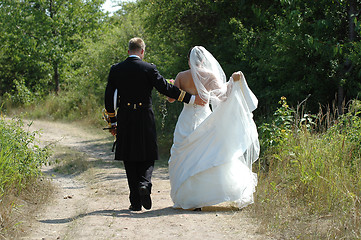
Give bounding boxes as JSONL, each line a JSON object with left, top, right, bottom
{"left": 129, "top": 205, "right": 141, "bottom": 211}
{"left": 139, "top": 186, "right": 152, "bottom": 210}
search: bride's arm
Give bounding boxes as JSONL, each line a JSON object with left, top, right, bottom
{"left": 205, "top": 71, "right": 242, "bottom": 102}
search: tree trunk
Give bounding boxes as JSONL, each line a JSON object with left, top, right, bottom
{"left": 338, "top": 0, "right": 356, "bottom": 115}
{"left": 49, "top": 0, "right": 60, "bottom": 94}
{"left": 54, "top": 62, "right": 59, "bottom": 94}
{"left": 348, "top": 0, "right": 356, "bottom": 42}
{"left": 337, "top": 85, "right": 344, "bottom": 115}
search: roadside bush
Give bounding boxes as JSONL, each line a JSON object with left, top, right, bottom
{"left": 0, "top": 116, "right": 51, "bottom": 237}
{"left": 0, "top": 117, "right": 50, "bottom": 194}
{"left": 255, "top": 99, "right": 361, "bottom": 239}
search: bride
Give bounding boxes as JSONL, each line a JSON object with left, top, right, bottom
{"left": 168, "top": 46, "right": 260, "bottom": 210}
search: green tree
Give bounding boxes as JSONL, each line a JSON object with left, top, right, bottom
{"left": 141, "top": 0, "right": 361, "bottom": 114}
{"left": 0, "top": 0, "right": 105, "bottom": 98}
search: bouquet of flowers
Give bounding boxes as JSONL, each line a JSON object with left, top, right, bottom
{"left": 167, "top": 79, "right": 175, "bottom": 85}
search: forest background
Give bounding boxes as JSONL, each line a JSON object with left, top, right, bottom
{"left": 1, "top": 0, "right": 361, "bottom": 239}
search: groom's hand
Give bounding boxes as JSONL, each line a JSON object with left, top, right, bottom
{"left": 168, "top": 97, "right": 176, "bottom": 103}
{"left": 110, "top": 126, "right": 117, "bottom": 136}
{"left": 194, "top": 95, "right": 207, "bottom": 106}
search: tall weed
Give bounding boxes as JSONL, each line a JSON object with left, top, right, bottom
{"left": 0, "top": 115, "right": 51, "bottom": 237}
{"left": 256, "top": 98, "right": 361, "bottom": 239}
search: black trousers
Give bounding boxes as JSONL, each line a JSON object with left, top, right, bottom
{"left": 123, "top": 160, "right": 155, "bottom": 208}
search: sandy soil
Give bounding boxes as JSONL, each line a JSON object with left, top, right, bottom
{"left": 20, "top": 119, "right": 275, "bottom": 240}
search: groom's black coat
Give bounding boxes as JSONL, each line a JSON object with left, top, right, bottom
{"left": 105, "top": 56, "right": 191, "bottom": 162}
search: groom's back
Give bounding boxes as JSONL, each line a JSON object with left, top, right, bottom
{"left": 111, "top": 57, "right": 154, "bottom": 104}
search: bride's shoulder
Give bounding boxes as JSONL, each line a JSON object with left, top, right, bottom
{"left": 175, "top": 70, "right": 194, "bottom": 89}
{"left": 177, "top": 69, "right": 191, "bottom": 77}
{"left": 176, "top": 69, "right": 191, "bottom": 80}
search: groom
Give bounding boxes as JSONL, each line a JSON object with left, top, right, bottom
{"left": 104, "top": 37, "right": 205, "bottom": 211}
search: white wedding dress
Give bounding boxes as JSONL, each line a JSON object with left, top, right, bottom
{"left": 168, "top": 76, "right": 260, "bottom": 209}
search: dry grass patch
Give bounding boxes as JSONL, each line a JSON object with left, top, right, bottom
{"left": 0, "top": 177, "right": 53, "bottom": 240}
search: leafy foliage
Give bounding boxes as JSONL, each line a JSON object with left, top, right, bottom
{"left": 1, "top": 0, "right": 360, "bottom": 118}
{"left": 0, "top": 117, "right": 51, "bottom": 196}
{"left": 0, "top": 114, "right": 52, "bottom": 238}
{"left": 0, "top": 0, "right": 105, "bottom": 98}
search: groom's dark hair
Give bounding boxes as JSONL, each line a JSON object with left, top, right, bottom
{"left": 129, "top": 37, "right": 145, "bottom": 51}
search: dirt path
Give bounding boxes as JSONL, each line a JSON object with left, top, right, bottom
{"left": 21, "top": 119, "right": 273, "bottom": 240}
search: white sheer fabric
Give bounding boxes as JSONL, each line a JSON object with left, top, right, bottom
{"left": 168, "top": 73, "right": 260, "bottom": 209}
{"left": 189, "top": 46, "right": 232, "bottom": 110}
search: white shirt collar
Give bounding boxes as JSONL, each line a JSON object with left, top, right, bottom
{"left": 129, "top": 55, "right": 140, "bottom": 59}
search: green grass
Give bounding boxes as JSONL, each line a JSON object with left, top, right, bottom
{"left": 0, "top": 115, "right": 51, "bottom": 238}
{"left": 254, "top": 99, "right": 361, "bottom": 239}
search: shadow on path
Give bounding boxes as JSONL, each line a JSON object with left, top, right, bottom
{"left": 38, "top": 206, "right": 240, "bottom": 224}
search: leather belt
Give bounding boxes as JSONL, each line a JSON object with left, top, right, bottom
{"left": 120, "top": 102, "right": 152, "bottom": 110}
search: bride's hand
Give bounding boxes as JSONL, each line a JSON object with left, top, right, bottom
{"left": 232, "top": 71, "right": 243, "bottom": 81}
{"left": 194, "top": 95, "right": 207, "bottom": 106}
